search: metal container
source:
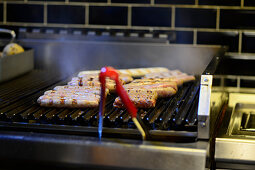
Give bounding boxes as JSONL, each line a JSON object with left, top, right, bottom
{"left": 0, "top": 28, "right": 34, "bottom": 83}
{"left": 0, "top": 49, "right": 34, "bottom": 83}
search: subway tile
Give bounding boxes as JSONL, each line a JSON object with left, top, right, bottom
{"left": 174, "top": 31, "right": 193, "bottom": 44}
{"left": 244, "top": 0, "right": 255, "bottom": 6}
{"left": 175, "top": 8, "right": 216, "bottom": 28}
{"left": 48, "top": 5, "right": 85, "bottom": 24}
{"left": 0, "top": 4, "right": 3, "bottom": 22}
{"left": 199, "top": 0, "right": 241, "bottom": 6}
{"left": 197, "top": 31, "right": 239, "bottom": 52}
{"left": 132, "top": 7, "right": 171, "bottom": 27}
{"left": 7, "top": 4, "right": 43, "bottom": 23}
{"left": 155, "top": 0, "right": 195, "bottom": 5}
{"left": 220, "top": 9, "right": 255, "bottom": 29}
{"left": 112, "top": 0, "right": 150, "bottom": 3}
{"left": 89, "top": 6, "right": 128, "bottom": 25}
{"left": 242, "top": 32, "right": 255, "bottom": 53}
{"left": 69, "top": 0, "right": 107, "bottom": 2}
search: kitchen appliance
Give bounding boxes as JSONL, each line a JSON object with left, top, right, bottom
{"left": 205, "top": 56, "right": 255, "bottom": 170}
{"left": 0, "top": 29, "right": 225, "bottom": 169}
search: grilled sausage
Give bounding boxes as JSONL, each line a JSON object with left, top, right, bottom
{"left": 78, "top": 67, "right": 169, "bottom": 78}
{"left": 38, "top": 86, "right": 108, "bottom": 108}
{"left": 113, "top": 89, "right": 158, "bottom": 108}
{"left": 37, "top": 94, "right": 100, "bottom": 108}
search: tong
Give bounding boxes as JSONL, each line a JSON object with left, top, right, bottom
{"left": 98, "top": 66, "right": 147, "bottom": 140}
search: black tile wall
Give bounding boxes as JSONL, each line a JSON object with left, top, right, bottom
{"left": 173, "top": 31, "right": 193, "bottom": 44}
{"left": 4, "top": 1, "right": 255, "bottom": 54}
{"left": 199, "top": 0, "right": 241, "bottom": 6}
{"left": 69, "top": 0, "right": 107, "bottom": 2}
{"left": 0, "top": 4, "right": 3, "bottom": 22}
{"left": 7, "top": 4, "right": 43, "bottom": 23}
{"left": 155, "top": 0, "right": 195, "bottom": 4}
{"left": 242, "top": 33, "right": 255, "bottom": 53}
{"left": 112, "top": 0, "right": 150, "bottom": 3}
{"left": 220, "top": 10, "right": 255, "bottom": 29}
{"left": 132, "top": 7, "right": 171, "bottom": 27}
{"left": 244, "top": 0, "right": 255, "bottom": 6}
{"left": 48, "top": 5, "right": 85, "bottom": 24}
{"left": 197, "top": 32, "right": 239, "bottom": 52}
{"left": 89, "top": 6, "right": 128, "bottom": 25}
{"left": 175, "top": 8, "right": 216, "bottom": 28}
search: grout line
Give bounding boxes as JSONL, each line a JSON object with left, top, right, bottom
{"left": 3, "top": 2, "right": 6, "bottom": 24}
{"left": 195, "top": 0, "right": 198, "bottom": 5}
{"left": 43, "top": 3, "right": 47, "bottom": 26}
{"left": 85, "top": 5, "right": 89, "bottom": 25}
{"left": 237, "top": 77, "right": 241, "bottom": 88}
{"left": 3, "top": 1, "right": 255, "bottom": 10}
{"left": 241, "top": 0, "right": 244, "bottom": 8}
{"left": 216, "top": 7, "right": 220, "bottom": 30}
{"left": 171, "top": 6, "right": 175, "bottom": 28}
{"left": 128, "top": 5, "right": 132, "bottom": 27}
{"left": 3, "top": 22, "right": 47, "bottom": 27}
{"left": 193, "top": 29, "right": 197, "bottom": 45}
{"left": 227, "top": 52, "right": 255, "bottom": 55}
{"left": 238, "top": 31, "right": 242, "bottom": 54}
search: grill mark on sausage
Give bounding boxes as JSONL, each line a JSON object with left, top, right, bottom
{"left": 78, "top": 77, "right": 83, "bottom": 86}
{"left": 72, "top": 99, "right": 77, "bottom": 105}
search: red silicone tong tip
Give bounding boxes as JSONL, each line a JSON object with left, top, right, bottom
{"left": 100, "top": 66, "right": 137, "bottom": 118}
{"left": 98, "top": 66, "right": 145, "bottom": 140}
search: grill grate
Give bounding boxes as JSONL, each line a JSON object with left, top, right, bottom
{"left": 0, "top": 70, "right": 200, "bottom": 142}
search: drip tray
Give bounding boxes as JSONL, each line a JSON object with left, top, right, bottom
{"left": 227, "top": 103, "right": 255, "bottom": 137}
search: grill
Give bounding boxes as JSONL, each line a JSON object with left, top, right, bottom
{"left": 0, "top": 32, "right": 224, "bottom": 169}
{"left": 0, "top": 70, "right": 199, "bottom": 142}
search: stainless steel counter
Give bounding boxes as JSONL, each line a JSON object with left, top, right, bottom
{"left": 0, "top": 131, "right": 208, "bottom": 170}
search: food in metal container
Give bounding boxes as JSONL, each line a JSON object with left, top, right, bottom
{"left": 2, "top": 43, "right": 24, "bottom": 57}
